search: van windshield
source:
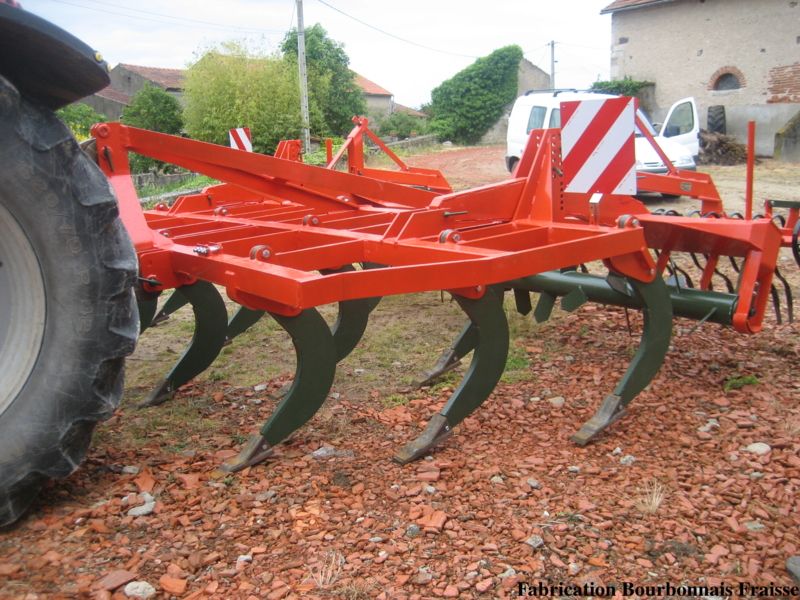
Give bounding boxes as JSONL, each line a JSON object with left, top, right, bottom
{"left": 526, "top": 106, "right": 547, "bottom": 133}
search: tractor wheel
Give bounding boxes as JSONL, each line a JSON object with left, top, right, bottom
{"left": 707, "top": 105, "right": 726, "bottom": 135}
{"left": 0, "top": 75, "right": 138, "bottom": 527}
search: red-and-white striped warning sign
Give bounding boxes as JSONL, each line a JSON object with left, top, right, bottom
{"left": 229, "top": 127, "right": 253, "bottom": 152}
{"left": 560, "top": 97, "right": 636, "bottom": 195}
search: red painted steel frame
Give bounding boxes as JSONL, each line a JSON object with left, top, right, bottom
{"left": 92, "top": 110, "right": 783, "bottom": 333}
{"left": 92, "top": 122, "right": 657, "bottom": 316}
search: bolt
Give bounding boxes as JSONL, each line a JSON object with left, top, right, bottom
{"left": 261, "top": 248, "right": 271, "bottom": 259}
{"left": 94, "top": 51, "right": 104, "bottom": 63}
{"left": 193, "top": 245, "right": 209, "bottom": 256}
{"left": 452, "top": 233, "right": 462, "bottom": 242}
{"left": 95, "top": 124, "right": 110, "bottom": 139}
{"left": 159, "top": 230, "right": 170, "bottom": 237}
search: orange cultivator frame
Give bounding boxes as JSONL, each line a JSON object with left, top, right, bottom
{"left": 93, "top": 105, "right": 786, "bottom": 472}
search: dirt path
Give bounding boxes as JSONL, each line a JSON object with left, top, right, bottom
{"left": 1, "top": 146, "right": 798, "bottom": 599}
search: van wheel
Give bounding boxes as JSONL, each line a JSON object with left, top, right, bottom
{"left": 506, "top": 157, "right": 519, "bottom": 174}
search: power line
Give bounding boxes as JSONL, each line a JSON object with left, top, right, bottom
{"left": 314, "top": 0, "right": 478, "bottom": 59}
{"left": 41, "top": 0, "right": 285, "bottom": 35}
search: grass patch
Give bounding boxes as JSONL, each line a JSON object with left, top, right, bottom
{"left": 723, "top": 374, "right": 759, "bottom": 393}
{"left": 381, "top": 393, "right": 409, "bottom": 408}
{"left": 501, "top": 342, "right": 532, "bottom": 384}
{"left": 136, "top": 174, "right": 217, "bottom": 200}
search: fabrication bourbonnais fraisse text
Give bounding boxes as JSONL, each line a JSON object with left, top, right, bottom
{"left": 516, "top": 581, "right": 800, "bottom": 597}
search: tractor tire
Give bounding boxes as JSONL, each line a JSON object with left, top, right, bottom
{"left": 0, "top": 74, "right": 138, "bottom": 527}
{"left": 707, "top": 105, "right": 726, "bottom": 135}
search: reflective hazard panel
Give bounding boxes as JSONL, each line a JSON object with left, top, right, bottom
{"left": 560, "top": 97, "right": 636, "bottom": 195}
{"left": 229, "top": 127, "right": 253, "bottom": 152}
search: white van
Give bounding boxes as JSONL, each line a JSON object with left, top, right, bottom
{"left": 505, "top": 90, "right": 699, "bottom": 175}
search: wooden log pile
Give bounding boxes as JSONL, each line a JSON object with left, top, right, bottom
{"left": 697, "top": 129, "right": 748, "bottom": 166}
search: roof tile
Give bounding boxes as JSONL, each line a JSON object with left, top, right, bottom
{"left": 117, "top": 64, "right": 185, "bottom": 90}
{"left": 95, "top": 85, "right": 131, "bottom": 104}
{"left": 353, "top": 73, "right": 392, "bottom": 97}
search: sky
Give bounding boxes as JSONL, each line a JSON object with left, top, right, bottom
{"left": 23, "top": 0, "right": 614, "bottom": 109}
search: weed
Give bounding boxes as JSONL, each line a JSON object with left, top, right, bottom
{"left": 381, "top": 393, "right": 409, "bottom": 408}
{"left": 207, "top": 371, "right": 225, "bottom": 382}
{"left": 336, "top": 579, "right": 378, "bottom": 599}
{"left": 634, "top": 479, "right": 667, "bottom": 514}
{"left": 723, "top": 374, "right": 759, "bottom": 393}
{"left": 307, "top": 550, "right": 344, "bottom": 589}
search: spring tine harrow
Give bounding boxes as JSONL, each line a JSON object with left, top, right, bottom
{"left": 139, "top": 280, "right": 229, "bottom": 408}
{"left": 222, "top": 307, "right": 337, "bottom": 472}
{"left": 395, "top": 286, "right": 509, "bottom": 464}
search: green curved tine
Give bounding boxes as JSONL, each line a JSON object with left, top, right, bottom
{"left": 394, "top": 286, "right": 509, "bottom": 464}
{"left": 135, "top": 289, "right": 160, "bottom": 334}
{"left": 570, "top": 275, "right": 672, "bottom": 445}
{"left": 222, "top": 307, "right": 338, "bottom": 472}
{"left": 138, "top": 280, "right": 229, "bottom": 408}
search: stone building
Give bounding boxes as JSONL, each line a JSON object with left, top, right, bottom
{"left": 602, "top": 0, "right": 800, "bottom": 156}
{"left": 353, "top": 73, "right": 394, "bottom": 117}
{"left": 109, "top": 64, "right": 185, "bottom": 102}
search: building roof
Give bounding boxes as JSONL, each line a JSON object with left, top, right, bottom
{"left": 353, "top": 73, "right": 392, "bottom": 97}
{"left": 116, "top": 64, "right": 185, "bottom": 90}
{"left": 600, "top": 0, "right": 677, "bottom": 14}
{"left": 394, "top": 103, "right": 427, "bottom": 118}
{"left": 95, "top": 85, "right": 131, "bottom": 104}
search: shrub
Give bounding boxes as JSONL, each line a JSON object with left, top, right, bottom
{"left": 428, "top": 45, "right": 523, "bottom": 144}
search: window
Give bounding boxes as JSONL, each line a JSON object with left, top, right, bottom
{"left": 526, "top": 106, "right": 547, "bottom": 133}
{"left": 548, "top": 109, "right": 561, "bottom": 128}
{"left": 713, "top": 73, "right": 741, "bottom": 91}
{"left": 663, "top": 101, "right": 694, "bottom": 137}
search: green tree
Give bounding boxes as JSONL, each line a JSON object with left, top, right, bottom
{"left": 122, "top": 84, "right": 183, "bottom": 172}
{"left": 282, "top": 24, "right": 366, "bottom": 135}
{"left": 428, "top": 45, "right": 523, "bottom": 144}
{"left": 56, "top": 103, "right": 107, "bottom": 141}
{"left": 183, "top": 42, "right": 306, "bottom": 155}
{"left": 376, "top": 111, "right": 427, "bottom": 138}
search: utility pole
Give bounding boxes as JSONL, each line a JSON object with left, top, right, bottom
{"left": 549, "top": 40, "right": 556, "bottom": 89}
{"left": 296, "top": 0, "right": 311, "bottom": 153}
